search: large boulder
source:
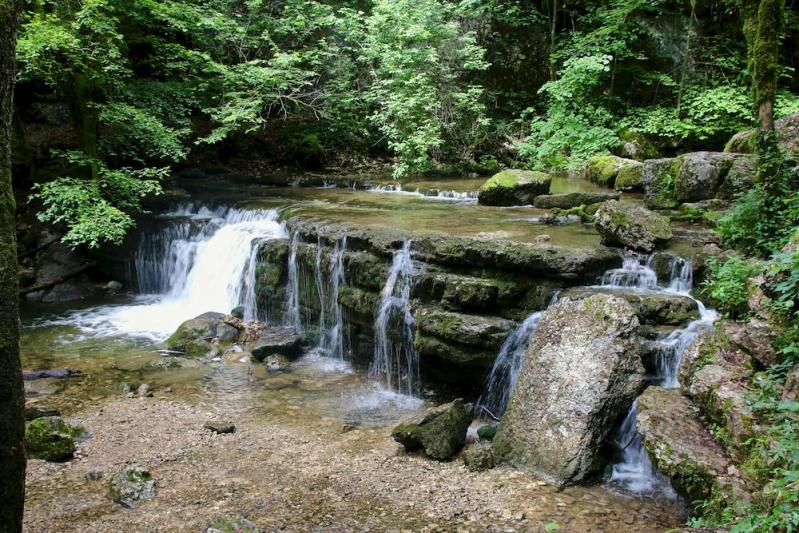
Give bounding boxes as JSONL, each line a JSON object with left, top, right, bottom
{"left": 392, "top": 399, "right": 473, "bottom": 460}
{"left": 582, "top": 155, "right": 642, "bottom": 189}
{"left": 477, "top": 170, "right": 551, "bottom": 206}
{"left": 165, "top": 312, "right": 239, "bottom": 357}
{"left": 636, "top": 387, "right": 750, "bottom": 510}
{"left": 560, "top": 287, "right": 698, "bottom": 326}
{"left": 643, "top": 153, "right": 755, "bottom": 209}
{"left": 725, "top": 112, "right": 799, "bottom": 155}
{"left": 251, "top": 326, "right": 304, "bottom": 361}
{"left": 25, "top": 416, "right": 85, "bottom": 462}
{"left": 594, "top": 201, "right": 672, "bottom": 252}
{"left": 533, "top": 192, "right": 620, "bottom": 209}
{"left": 493, "top": 294, "right": 645, "bottom": 486}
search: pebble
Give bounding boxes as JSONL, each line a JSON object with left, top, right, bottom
{"left": 204, "top": 421, "right": 236, "bottom": 434}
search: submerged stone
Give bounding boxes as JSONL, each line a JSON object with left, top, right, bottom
{"left": 25, "top": 416, "right": 85, "bottom": 462}
{"left": 594, "top": 201, "right": 672, "bottom": 252}
{"left": 533, "top": 192, "right": 620, "bottom": 210}
{"left": 477, "top": 170, "right": 551, "bottom": 206}
{"left": 108, "top": 465, "right": 156, "bottom": 507}
{"left": 493, "top": 294, "right": 644, "bottom": 487}
{"left": 392, "top": 399, "right": 474, "bottom": 460}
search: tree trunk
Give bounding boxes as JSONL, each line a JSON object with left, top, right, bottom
{"left": 0, "top": 1, "right": 27, "bottom": 532}
{"left": 752, "top": 0, "right": 783, "bottom": 132}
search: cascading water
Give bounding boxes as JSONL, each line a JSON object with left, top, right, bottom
{"left": 315, "top": 237, "right": 349, "bottom": 360}
{"left": 367, "top": 184, "right": 477, "bottom": 202}
{"left": 44, "top": 204, "right": 286, "bottom": 340}
{"left": 475, "top": 311, "right": 544, "bottom": 421}
{"left": 284, "top": 231, "right": 302, "bottom": 332}
{"left": 370, "top": 241, "right": 420, "bottom": 396}
{"left": 240, "top": 239, "right": 266, "bottom": 322}
{"left": 606, "top": 252, "right": 718, "bottom": 495}
{"left": 314, "top": 236, "right": 326, "bottom": 333}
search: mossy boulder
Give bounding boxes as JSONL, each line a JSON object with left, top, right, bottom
{"left": 643, "top": 158, "right": 681, "bottom": 209}
{"left": 560, "top": 287, "right": 698, "bottom": 326}
{"left": 477, "top": 170, "right": 551, "bottom": 206}
{"left": 392, "top": 399, "right": 474, "bottom": 460}
{"left": 533, "top": 192, "right": 620, "bottom": 209}
{"left": 477, "top": 424, "right": 497, "bottom": 441}
{"left": 462, "top": 443, "right": 495, "bottom": 472}
{"left": 725, "top": 112, "right": 799, "bottom": 155}
{"left": 415, "top": 307, "right": 516, "bottom": 350}
{"left": 25, "top": 416, "right": 85, "bottom": 462}
{"left": 636, "top": 386, "right": 750, "bottom": 511}
{"left": 108, "top": 465, "right": 156, "bottom": 507}
{"left": 618, "top": 129, "right": 660, "bottom": 161}
{"left": 582, "top": 155, "right": 641, "bottom": 189}
{"left": 165, "top": 312, "right": 238, "bottom": 357}
{"left": 594, "top": 201, "right": 672, "bottom": 252}
{"left": 614, "top": 161, "right": 645, "bottom": 192}
{"left": 494, "top": 295, "right": 645, "bottom": 487}
{"left": 250, "top": 326, "right": 303, "bottom": 361}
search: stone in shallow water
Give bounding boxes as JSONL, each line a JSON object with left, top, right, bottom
{"left": 533, "top": 192, "right": 620, "bottom": 210}
{"left": 493, "top": 294, "right": 644, "bottom": 487}
{"left": 25, "top": 416, "right": 85, "bottom": 462}
{"left": 462, "top": 443, "right": 495, "bottom": 472}
{"left": 594, "top": 200, "right": 672, "bottom": 252}
{"left": 108, "top": 465, "right": 156, "bottom": 507}
{"left": 392, "top": 399, "right": 473, "bottom": 460}
{"left": 250, "top": 327, "right": 303, "bottom": 361}
{"left": 477, "top": 170, "right": 551, "bottom": 206}
{"left": 166, "top": 312, "right": 239, "bottom": 357}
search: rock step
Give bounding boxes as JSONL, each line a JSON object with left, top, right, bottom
{"left": 533, "top": 192, "right": 619, "bottom": 210}
{"left": 560, "top": 287, "right": 698, "bottom": 326}
{"left": 636, "top": 386, "right": 750, "bottom": 509}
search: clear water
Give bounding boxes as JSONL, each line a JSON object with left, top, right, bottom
{"left": 314, "top": 237, "right": 349, "bottom": 360}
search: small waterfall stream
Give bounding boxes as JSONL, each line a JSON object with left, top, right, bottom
{"left": 369, "top": 241, "right": 421, "bottom": 396}
{"left": 284, "top": 231, "right": 302, "bottom": 331}
{"left": 315, "top": 238, "right": 349, "bottom": 360}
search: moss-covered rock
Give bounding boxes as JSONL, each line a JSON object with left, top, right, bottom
{"left": 533, "top": 192, "right": 620, "bottom": 209}
{"left": 614, "top": 161, "right": 645, "bottom": 192}
{"left": 477, "top": 170, "right": 551, "bottom": 206}
{"left": 643, "top": 158, "right": 681, "bottom": 209}
{"left": 462, "top": 443, "right": 495, "bottom": 472}
{"left": 477, "top": 424, "right": 497, "bottom": 441}
{"left": 636, "top": 386, "right": 750, "bottom": 512}
{"left": 165, "top": 312, "right": 237, "bottom": 357}
{"left": 494, "top": 295, "right": 645, "bottom": 487}
{"left": 25, "top": 416, "right": 84, "bottom": 462}
{"left": 594, "top": 201, "right": 672, "bottom": 252}
{"left": 415, "top": 307, "right": 516, "bottom": 350}
{"left": 560, "top": 287, "right": 698, "bottom": 326}
{"left": 108, "top": 465, "right": 156, "bottom": 507}
{"left": 582, "top": 155, "right": 641, "bottom": 189}
{"left": 618, "top": 129, "right": 660, "bottom": 161}
{"left": 392, "top": 399, "right": 474, "bottom": 460}
{"left": 725, "top": 112, "right": 799, "bottom": 155}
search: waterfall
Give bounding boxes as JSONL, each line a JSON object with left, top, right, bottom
{"left": 284, "top": 231, "right": 302, "bottom": 331}
{"left": 605, "top": 252, "right": 718, "bottom": 495}
{"left": 370, "top": 241, "right": 420, "bottom": 396}
{"left": 314, "top": 236, "right": 326, "bottom": 333}
{"left": 240, "top": 239, "right": 265, "bottom": 322}
{"left": 475, "top": 311, "right": 544, "bottom": 420}
{"left": 315, "top": 237, "right": 349, "bottom": 359}
{"left": 49, "top": 204, "right": 286, "bottom": 340}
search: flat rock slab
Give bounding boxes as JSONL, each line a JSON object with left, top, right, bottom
{"left": 533, "top": 192, "right": 620, "bottom": 210}
{"left": 560, "top": 287, "right": 699, "bottom": 326}
{"left": 23, "top": 369, "right": 82, "bottom": 380}
{"left": 415, "top": 307, "right": 516, "bottom": 349}
{"left": 636, "top": 386, "right": 750, "bottom": 508}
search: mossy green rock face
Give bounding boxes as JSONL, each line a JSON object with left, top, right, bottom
{"left": 594, "top": 201, "right": 672, "bottom": 253}
{"left": 533, "top": 192, "right": 619, "bottom": 209}
{"left": 636, "top": 387, "right": 750, "bottom": 511}
{"left": 494, "top": 294, "right": 644, "bottom": 487}
{"left": 392, "top": 399, "right": 474, "bottom": 460}
{"left": 614, "top": 161, "right": 645, "bottom": 192}
{"left": 477, "top": 424, "right": 497, "bottom": 441}
{"left": 165, "top": 312, "right": 238, "bottom": 357}
{"left": 462, "top": 444, "right": 495, "bottom": 472}
{"left": 477, "top": 170, "right": 551, "bottom": 206}
{"left": 643, "top": 158, "right": 680, "bottom": 209}
{"left": 108, "top": 465, "right": 156, "bottom": 507}
{"left": 25, "top": 416, "right": 84, "bottom": 462}
{"left": 583, "top": 155, "right": 641, "bottom": 189}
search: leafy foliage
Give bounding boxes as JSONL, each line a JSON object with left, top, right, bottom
{"left": 703, "top": 256, "right": 763, "bottom": 318}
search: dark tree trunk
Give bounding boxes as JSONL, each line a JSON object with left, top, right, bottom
{"left": 0, "top": 1, "right": 26, "bottom": 532}
{"left": 752, "top": 0, "right": 783, "bottom": 132}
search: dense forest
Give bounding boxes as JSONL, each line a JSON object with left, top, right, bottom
{"left": 3, "top": 0, "right": 799, "bottom": 531}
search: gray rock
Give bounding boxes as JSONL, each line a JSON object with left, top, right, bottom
{"left": 108, "top": 465, "right": 156, "bottom": 507}
{"left": 594, "top": 201, "right": 672, "bottom": 252}
{"left": 251, "top": 327, "right": 303, "bottom": 361}
{"left": 533, "top": 192, "right": 620, "bottom": 209}
{"left": 165, "top": 312, "right": 239, "bottom": 357}
{"left": 493, "top": 294, "right": 645, "bottom": 486}
{"left": 727, "top": 318, "right": 777, "bottom": 368}
{"left": 137, "top": 383, "right": 152, "bottom": 397}
{"left": 105, "top": 280, "right": 123, "bottom": 292}
{"left": 230, "top": 306, "right": 245, "bottom": 319}
{"left": 392, "top": 399, "right": 474, "bottom": 460}
{"left": 477, "top": 170, "right": 551, "bottom": 206}
{"left": 637, "top": 387, "right": 750, "bottom": 510}
{"left": 204, "top": 421, "right": 236, "bottom": 434}
{"left": 559, "top": 287, "right": 698, "bottom": 326}
{"left": 725, "top": 112, "right": 799, "bottom": 155}
{"left": 264, "top": 354, "right": 291, "bottom": 373}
